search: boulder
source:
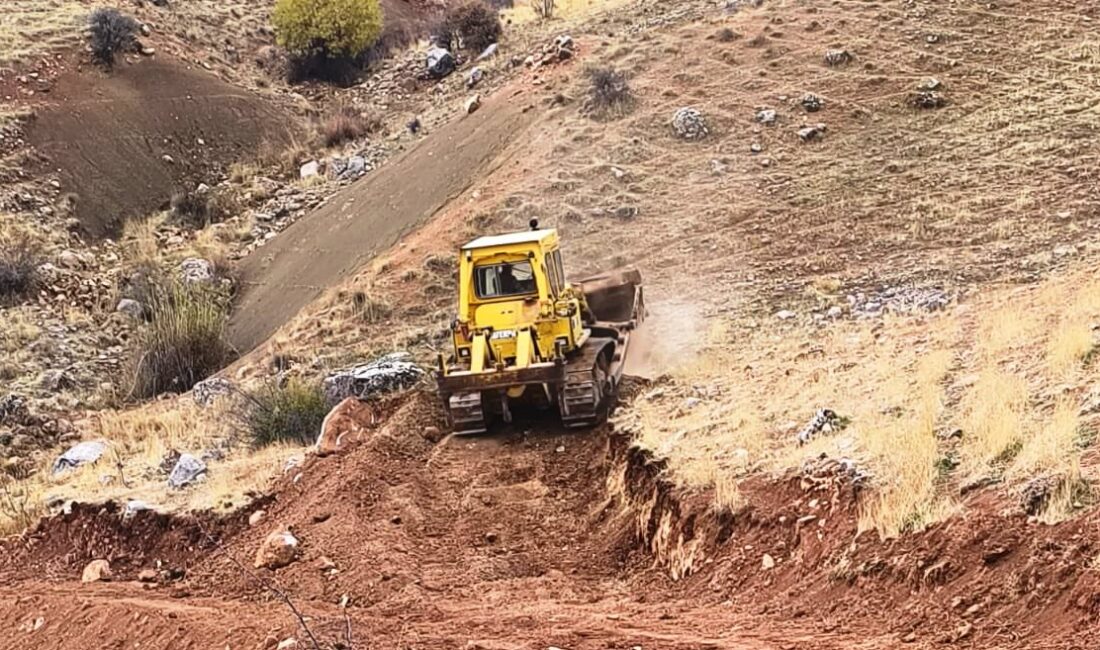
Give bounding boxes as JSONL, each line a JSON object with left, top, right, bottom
{"left": 316, "top": 398, "right": 375, "bottom": 456}
{"left": 322, "top": 353, "right": 424, "bottom": 404}
{"left": 299, "top": 160, "right": 320, "bottom": 180}
{"left": 81, "top": 559, "right": 112, "bottom": 583}
{"left": 342, "top": 155, "right": 367, "bottom": 179}
{"left": 255, "top": 530, "right": 299, "bottom": 570}
{"left": 167, "top": 454, "right": 207, "bottom": 489}
{"left": 115, "top": 298, "right": 144, "bottom": 320}
{"left": 671, "top": 107, "right": 708, "bottom": 140}
{"left": 53, "top": 440, "right": 108, "bottom": 475}
{"left": 192, "top": 377, "right": 233, "bottom": 407}
{"left": 179, "top": 258, "right": 214, "bottom": 284}
{"left": 426, "top": 47, "right": 456, "bottom": 79}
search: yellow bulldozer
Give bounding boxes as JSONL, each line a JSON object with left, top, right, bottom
{"left": 436, "top": 221, "right": 644, "bottom": 434}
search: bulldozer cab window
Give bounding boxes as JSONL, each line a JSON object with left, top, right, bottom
{"left": 475, "top": 261, "right": 537, "bottom": 299}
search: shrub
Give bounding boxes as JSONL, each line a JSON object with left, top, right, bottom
{"left": 319, "top": 105, "right": 384, "bottom": 148}
{"left": 0, "top": 223, "right": 43, "bottom": 304}
{"left": 273, "top": 0, "right": 384, "bottom": 58}
{"left": 88, "top": 8, "right": 139, "bottom": 67}
{"left": 243, "top": 379, "right": 329, "bottom": 448}
{"left": 584, "top": 66, "right": 635, "bottom": 119}
{"left": 441, "top": 2, "right": 502, "bottom": 54}
{"left": 170, "top": 189, "right": 235, "bottom": 228}
{"left": 127, "top": 280, "right": 234, "bottom": 399}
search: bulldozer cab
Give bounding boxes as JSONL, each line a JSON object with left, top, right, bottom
{"left": 452, "top": 228, "right": 586, "bottom": 369}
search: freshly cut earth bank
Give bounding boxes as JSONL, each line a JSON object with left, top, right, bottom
{"left": 228, "top": 91, "right": 539, "bottom": 352}
{"left": 26, "top": 57, "right": 292, "bottom": 238}
{"left": 1, "top": 391, "right": 1098, "bottom": 649}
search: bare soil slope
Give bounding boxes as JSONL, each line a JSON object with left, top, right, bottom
{"left": 228, "top": 92, "right": 538, "bottom": 352}
{"left": 26, "top": 58, "right": 293, "bottom": 238}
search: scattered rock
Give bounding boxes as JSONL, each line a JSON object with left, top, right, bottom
{"left": 167, "top": 454, "right": 207, "bottom": 488}
{"left": 255, "top": 530, "right": 299, "bottom": 570}
{"left": 671, "top": 107, "right": 708, "bottom": 140}
{"left": 477, "top": 43, "right": 499, "bottom": 61}
{"left": 115, "top": 298, "right": 144, "bottom": 320}
{"left": 179, "top": 258, "right": 215, "bottom": 284}
{"left": 464, "top": 94, "right": 482, "bottom": 115}
{"left": 192, "top": 377, "right": 234, "bottom": 407}
{"left": 796, "top": 409, "right": 844, "bottom": 445}
{"left": 299, "top": 160, "right": 320, "bottom": 180}
{"left": 823, "top": 49, "right": 852, "bottom": 66}
{"left": 755, "top": 108, "right": 777, "bottom": 125}
{"left": 53, "top": 440, "right": 108, "bottom": 475}
{"left": 426, "top": 46, "right": 456, "bottom": 79}
{"left": 323, "top": 353, "right": 425, "bottom": 404}
{"left": 81, "top": 559, "right": 112, "bottom": 583}
{"left": 422, "top": 425, "right": 443, "bottom": 443}
{"left": 125, "top": 500, "right": 154, "bottom": 517}
{"left": 316, "top": 397, "right": 376, "bottom": 456}
{"left": 798, "top": 123, "right": 827, "bottom": 142}
{"left": 466, "top": 66, "right": 484, "bottom": 89}
{"left": 57, "top": 250, "right": 83, "bottom": 270}
{"left": 911, "top": 90, "right": 946, "bottom": 109}
{"left": 801, "top": 93, "right": 825, "bottom": 112}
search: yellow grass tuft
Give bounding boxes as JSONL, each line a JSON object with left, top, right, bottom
{"left": 959, "top": 370, "right": 1028, "bottom": 475}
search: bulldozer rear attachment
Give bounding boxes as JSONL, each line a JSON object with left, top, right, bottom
{"left": 436, "top": 227, "right": 644, "bottom": 435}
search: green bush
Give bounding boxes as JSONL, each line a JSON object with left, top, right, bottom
{"left": 0, "top": 223, "right": 42, "bottom": 304}
{"left": 88, "top": 8, "right": 139, "bottom": 67}
{"left": 127, "top": 280, "right": 234, "bottom": 398}
{"left": 273, "top": 0, "right": 384, "bottom": 58}
{"left": 243, "top": 379, "right": 329, "bottom": 448}
{"left": 440, "top": 2, "right": 502, "bottom": 54}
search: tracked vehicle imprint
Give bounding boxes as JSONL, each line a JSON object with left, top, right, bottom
{"left": 437, "top": 220, "right": 644, "bottom": 434}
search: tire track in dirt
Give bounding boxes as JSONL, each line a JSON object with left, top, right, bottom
{"left": 228, "top": 91, "right": 539, "bottom": 353}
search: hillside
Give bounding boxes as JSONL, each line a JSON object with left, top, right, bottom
{"left": 1, "top": 0, "right": 1100, "bottom": 648}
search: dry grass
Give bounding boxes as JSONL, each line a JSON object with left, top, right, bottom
{"left": 0, "top": 401, "right": 303, "bottom": 533}
{"left": 0, "top": 1, "right": 90, "bottom": 64}
{"left": 622, "top": 270, "right": 1100, "bottom": 537}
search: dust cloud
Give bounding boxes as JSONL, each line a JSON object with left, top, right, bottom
{"left": 624, "top": 299, "right": 705, "bottom": 378}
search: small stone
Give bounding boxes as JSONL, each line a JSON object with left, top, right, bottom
{"left": 255, "top": 530, "right": 299, "bottom": 570}
{"left": 167, "top": 454, "right": 207, "bottom": 489}
{"left": 248, "top": 510, "right": 266, "bottom": 526}
{"left": 299, "top": 160, "right": 320, "bottom": 180}
{"left": 464, "top": 94, "right": 482, "bottom": 115}
{"left": 140, "top": 47, "right": 155, "bottom": 56}
{"left": 276, "top": 639, "right": 298, "bottom": 650}
{"left": 756, "top": 108, "right": 777, "bottom": 125}
{"left": 555, "top": 445, "right": 566, "bottom": 453}
{"left": 823, "top": 49, "right": 852, "bottom": 66}
{"left": 82, "top": 559, "right": 112, "bottom": 583}
{"left": 775, "top": 310, "right": 796, "bottom": 320}
{"left": 801, "top": 93, "right": 825, "bottom": 112}
{"left": 798, "top": 124, "right": 827, "bottom": 142}
{"left": 137, "top": 569, "right": 158, "bottom": 583}
{"left": 762, "top": 554, "right": 776, "bottom": 570}
{"left": 671, "top": 107, "right": 708, "bottom": 140}
{"left": 116, "top": 298, "right": 144, "bottom": 320}
{"left": 466, "top": 66, "right": 484, "bottom": 89}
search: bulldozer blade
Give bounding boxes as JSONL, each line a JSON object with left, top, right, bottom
{"left": 579, "top": 268, "right": 644, "bottom": 324}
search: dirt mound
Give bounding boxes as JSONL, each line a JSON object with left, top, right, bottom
{"left": 0, "top": 500, "right": 255, "bottom": 583}
{"left": 25, "top": 57, "right": 293, "bottom": 238}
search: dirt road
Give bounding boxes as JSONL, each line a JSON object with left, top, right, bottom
{"left": 228, "top": 93, "right": 539, "bottom": 353}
